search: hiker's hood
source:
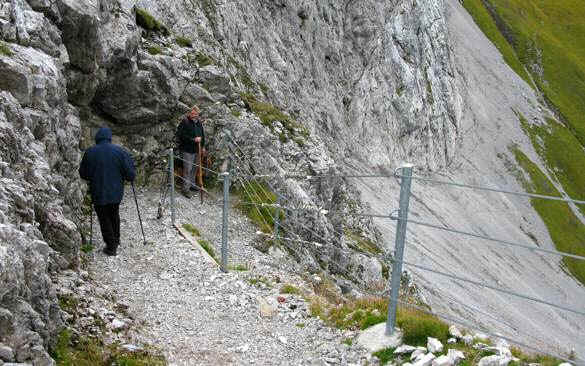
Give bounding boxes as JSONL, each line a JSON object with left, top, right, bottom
{"left": 95, "top": 127, "right": 112, "bottom": 144}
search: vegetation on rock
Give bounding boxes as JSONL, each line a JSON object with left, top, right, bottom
{"left": 0, "top": 41, "right": 13, "bottom": 57}
{"left": 135, "top": 8, "right": 168, "bottom": 35}
{"left": 509, "top": 146, "right": 585, "bottom": 286}
{"left": 51, "top": 329, "right": 166, "bottom": 366}
{"left": 175, "top": 36, "right": 192, "bottom": 48}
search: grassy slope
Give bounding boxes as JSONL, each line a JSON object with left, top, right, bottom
{"left": 463, "top": 0, "right": 585, "bottom": 284}
{"left": 463, "top": 1, "right": 585, "bottom": 212}
{"left": 461, "top": 0, "right": 532, "bottom": 85}
{"left": 510, "top": 147, "right": 585, "bottom": 285}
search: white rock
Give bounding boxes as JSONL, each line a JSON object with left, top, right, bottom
{"left": 427, "top": 337, "right": 443, "bottom": 353}
{"left": 355, "top": 324, "right": 402, "bottom": 353}
{"left": 558, "top": 363, "right": 572, "bottom": 366}
{"left": 449, "top": 325, "right": 463, "bottom": 339}
{"left": 447, "top": 349, "right": 466, "bottom": 366}
{"left": 394, "top": 345, "right": 417, "bottom": 354}
{"left": 0, "top": 345, "right": 14, "bottom": 362}
{"left": 432, "top": 355, "right": 450, "bottom": 366}
{"left": 411, "top": 349, "right": 427, "bottom": 361}
{"left": 475, "top": 333, "right": 489, "bottom": 341}
{"left": 413, "top": 353, "right": 436, "bottom": 366}
{"left": 237, "top": 344, "right": 250, "bottom": 353}
{"left": 111, "top": 319, "right": 126, "bottom": 330}
{"left": 278, "top": 336, "right": 287, "bottom": 344}
{"left": 447, "top": 338, "right": 457, "bottom": 344}
{"left": 478, "top": 355, "right": 511, "bottom": 366}
{"left": 462, "top": 335, "right": 474, "bottom": 345}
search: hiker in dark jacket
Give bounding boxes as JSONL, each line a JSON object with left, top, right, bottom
{"left": 176, "top": 106, "right": 206, "bottom": 198}
{"left": 79, "top": 127, "right": 136, "bottom": 256}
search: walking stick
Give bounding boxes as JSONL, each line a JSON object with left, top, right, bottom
{"left": 89, "top": 198, "right": 93, "bottom": 247}
{"left": 197, "top": 140, "right": 204, "bottom": 204}
{"left": 131, "top": 182, "right": 147, "bottom": 245}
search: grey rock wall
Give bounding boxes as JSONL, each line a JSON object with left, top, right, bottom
{"left": 1, "top": 0, "right": 578, "bottom": 361}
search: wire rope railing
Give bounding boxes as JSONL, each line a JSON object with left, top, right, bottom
{"left": 158, "top": 139, "right": 584, "bottom": 362}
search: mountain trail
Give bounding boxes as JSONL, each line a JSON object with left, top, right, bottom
{"left": 87, "top": 187, "right": 374, "bottom": 366}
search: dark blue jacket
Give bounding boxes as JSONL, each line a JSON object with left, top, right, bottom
{"left": 79, "top": 128, "right": 136, "bottom": 206}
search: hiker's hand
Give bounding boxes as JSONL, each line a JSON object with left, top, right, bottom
{"left": 194, "top": 137, "right": 201, "bottom": 143}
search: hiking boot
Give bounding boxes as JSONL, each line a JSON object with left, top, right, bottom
{"left": 102, "top": 247, "right": 117, "bottom": 256}
{"left": 181, "top": 189, "right": 192, "bottom": 199}
{"left": 189, "top": 186, "right": 200, "bottom": 192}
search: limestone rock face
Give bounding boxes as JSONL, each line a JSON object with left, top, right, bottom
{"left": 1, "top": 1, "right": 82, "bottom": 363}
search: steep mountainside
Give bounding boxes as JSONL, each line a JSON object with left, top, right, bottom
{"left": 0, "top": 0, "right": 583, "bottom": 363}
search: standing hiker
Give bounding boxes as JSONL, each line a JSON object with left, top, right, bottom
{"left": 176, "top": 105, "right": 206, "bottom": 198}
{"left": 79, "top": 127, "right": 136, "bottom": 256}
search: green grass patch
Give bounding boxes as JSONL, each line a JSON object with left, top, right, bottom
{"left": 240, "top": 93, "right": 310, "bottom": 144}
{"left": 247, "top": 276, "right": 271, "bottom": 287}
{"left": 230, "top": 108, "right": 241, "bottom": 118}
{"left": 510, "top": 146, "right": 585, "bottom": 286}
{"left": 517, "top": 114, "right": 585, "bottom": 217}
{"left": 147, "top": 46, "right": 162, "bottom": 55}
{"left": 295, "top": 322, "right": 305, "bottom": 328}
{"left": 0, "top": 42, "right": 13, "bottom": 57}
{"left": 464, "top": 0, "right": 585, "bottom": 147}
{"left": 228, "top": 263, "right": 249, "bottom": 271}
{"left": 175, "top": 36, "right": 192, "bottom": 48}
{"left": 461, "top": 0, "right": 532, "bottom": 85}
{"left": 280, "top": 284, "right": 302, "bottom": 295}
{"left": 80, "top": 243, "right": 94, "bottom": 254}
{"left": 135, "top": 8, "right": 168, "bottom": 35}
{"left": 195, "top": 52, "right": 215, "bottom": 67}
{"left": 58, "top": 294, "right": 79, "bottom": 314}
{"left": 197, "top": 239, "right": 218, "bottom": 262}
{"left": 344, "top": 228, "right": 382, "bottom": 255}
{"left": 234, "top": 180, "right": 283, "bottom": 233}
{"left": 373, "top": 347, "right": 396, "bottom": 365}
{"left": 342, "top": 338, "right": 353, "bottom": 346}
{"left": 510, "top": 347, "right": 562, "bottom": 366}
{"left": 182, "top": 223, "right": 201, "bottom": 237}
{"left": 50, "top": 329, "right": 166, "bottom": 366}
{"left": 396, "top": 307, "right": 449, "bottom": 346}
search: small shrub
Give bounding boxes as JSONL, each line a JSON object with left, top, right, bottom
{"left": 81, "top": 243, "right": 94, "bottom": 254}
{"left": 342, "top": 338, "right": 353, "bottom": 346}
{"left": 295, "top": 322, "right": 306, "bottom": 328}
{"left": 0, "top": 42, "right": 13, "bottom": 57}
{"left": 135, "top": 8, "right": 168, "bottom": 35}
{"left": 230, "top": 108, "right": 241, "bottom": 118}
{"left": 373, "top": 347, "right": 396, "bottom": 365}
{"left": 280, "top": 284, "right": 301, "bottom": 295}
{"left": 147, "top": 46, "right": 162, "bottom": 55}
{"left": 175, "top": 36, "right": 192, "bottom": 48}
{"left": 195, "top": 52, "right": 215, "bottom": 67}
{"left": 182, "top": 223, "right": 201, "bottom": 237}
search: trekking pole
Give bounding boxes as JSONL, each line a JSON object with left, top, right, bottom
{"left": 89, "top": 196, "right": 93, "bottom": 248}
{"left": 131, "top": 182, "right": 147, "bottom": 245}
{"left": 197, "top": 140, "right": 203, "bottom": 204}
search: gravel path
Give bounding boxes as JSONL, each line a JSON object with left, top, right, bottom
{"left": 88, "top": 187, "right": 376, "bottom": 366}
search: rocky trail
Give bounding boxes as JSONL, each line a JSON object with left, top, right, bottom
{"left": 77, "top": 186, "right": 376, "bottom": 366}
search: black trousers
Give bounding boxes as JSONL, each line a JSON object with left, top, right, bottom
{"left": 94, "top": 203, "right": 120, "bottom": 251}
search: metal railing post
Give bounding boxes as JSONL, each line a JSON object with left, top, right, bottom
{"left": 169, "top": 148, "right": 175, "bottom": 226}
{"left": 386, "top": 164, "right": 413, "bottom": 336}
{"left": 274, "top": 195, "right": 281, "bottom": 241}
{"left": 221, "top": 158, "right": 230, "bottom": 273}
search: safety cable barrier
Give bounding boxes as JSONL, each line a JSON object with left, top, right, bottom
{"left": 156, "top": 138, "right": 584, "bottom": 362}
